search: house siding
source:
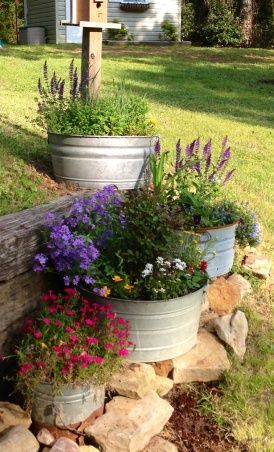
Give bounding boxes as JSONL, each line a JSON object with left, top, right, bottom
{"left": 27, "top": 0, "right": 56, "bottom": 43}
{"left": 65, "top": 0, "right": 181, "bottom": 44}
{"left": 108, "top": 0, "right": 181, "bottom": 42}
{"left": 56, "top": 0, "right": 66, "bottom": 43}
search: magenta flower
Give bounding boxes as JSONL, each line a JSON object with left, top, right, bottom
{"left": 69, "top": 335, "right": 78, "bottom": 343}
{"left": 42, "top": 318, "right": 51, "bottom": 325}
{"left": 33, "top": 331, "right": 42, "bottom": 339}
{"left": 104, "top": 343, "right": 114, "bottom": 350}
{"left": 118, "top": 348, "right": 129, "bottom": 356}
{"left": 65, "top": 326, "right": 73, "bottom": 333}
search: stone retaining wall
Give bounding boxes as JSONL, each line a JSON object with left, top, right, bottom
{"left": 0, "top": 193, "right": 86, "bottom": 355}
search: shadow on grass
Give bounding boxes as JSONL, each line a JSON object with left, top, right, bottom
{"left": 103, "top": 52, "right": 274, "bottom": 129}
{"left": 0, "top": 116, "right": 52, "bottom": 174}
{"left": 0, "top": 44, "right": 81, "bottom": 61}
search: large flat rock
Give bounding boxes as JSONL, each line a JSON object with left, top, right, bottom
{"left": 207, "top": 277, "right": 241, "bottom": 315}
{"left": 172, "top": 329, "right": 230, "bottom": 383}
{"left": 108, "top": 362, "right": 156, "bottom": 399}
{"left": 0, "top": 425, "right": 39, "bottom": 452}
{"left": 0, "top": 401, "right": 31, "bottom": 433}
{"left": 85, "top": 391, "right": 173, "bottom": 452}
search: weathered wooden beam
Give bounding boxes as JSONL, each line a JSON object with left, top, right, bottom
{"left": 0, "top": 193, "right": 89, "bottom": 282}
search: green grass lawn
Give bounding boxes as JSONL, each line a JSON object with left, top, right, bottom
{"left": 0, "top": 44, "right": 273, "bottom": 450}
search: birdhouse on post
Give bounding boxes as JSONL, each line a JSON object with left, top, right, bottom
{"left": 62, "top": 0, "right": 121, "bottom": 97}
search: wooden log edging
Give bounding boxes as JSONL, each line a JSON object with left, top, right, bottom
{"left": 0, "top": 192, "right": 91, "bottom": 355}
{"left": 0, "top": 193, "right": 89, "bottom": 282}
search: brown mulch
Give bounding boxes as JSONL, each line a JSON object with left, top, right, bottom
{"left": 162, "top": 386, "right": 247, "bottom": 452}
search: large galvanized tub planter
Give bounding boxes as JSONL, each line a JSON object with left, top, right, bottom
{"left": 80, "top": 285, "right": 207, "bottom": 363}
{"left": 48, "top": 133, "right": 156, "bottom": 190}
{"left": 31, "top": 382, "right": 105, "bottom": 439}
{"left": 197, "top": 223, "right": 238, "bottom": 278}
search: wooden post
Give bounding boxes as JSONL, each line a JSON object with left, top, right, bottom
{"left": 62, "top": 0, "right": 121, "bottom": 98}
{"left": 81, "top": 27, "right": 103, "bottom": 98}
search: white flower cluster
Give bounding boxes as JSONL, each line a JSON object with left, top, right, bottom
{"left": 172, "top": 258, "right": 187, "bottom": 271}
{"left": 141, "top": 263, "right": 153, "bottom": 278}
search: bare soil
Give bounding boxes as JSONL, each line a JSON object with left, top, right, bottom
{"left": 162, "top": 386, "right": 247, "bottom": 452}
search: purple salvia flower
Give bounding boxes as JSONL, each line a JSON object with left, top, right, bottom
{"left": 203, "top": 139, "right": 212, "bottom": 172}
{"left": 63, "top": 276, "right": 70, "bottom": 286}
{"left": 222, "top": 147, "right": 231, "bottom": 160}
{"left": 38, "top": 78, "right": 43, "bottom": 96}
{"left": 186, "top": 140, "right": 196, "bottom": 158}
{"left": 194, "top": 137, "right": 200, "bottom": 155}
{"left": 175, "top": 139, "right": 182, "bottom": 172}
{"left": 222, "top": 169, "right": 235, "bottom": 185}
{"left": 192, "top": 161, "right": 202, "bottom": 175}
{"left": 154, "top": 138, "right": 161, "bottom": 156}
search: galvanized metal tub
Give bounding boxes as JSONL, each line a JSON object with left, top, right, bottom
{"left": 80, "top": 286, "right": 206, "bottom": 363}
{"left": 48, "top": 133, "right": 156, "bottom": 190}
{"left": 32, "top": 383, "right": 105, "bottom": 427}
{"left": 198, "top": 223, "right": 238, "bottom": 278}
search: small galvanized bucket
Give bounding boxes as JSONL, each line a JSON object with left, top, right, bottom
{"left": 48, "top": 133, "right": 156, "bottom": 190}
{"left": 198, "top": 223, "right": 238, "bottom": 277}
{"left": 81, "top": 286, "right": 207, "bottom": 363}
{"left": 32, "top": 383, "right": 105, "bottom": 436}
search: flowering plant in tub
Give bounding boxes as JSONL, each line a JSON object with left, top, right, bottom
{"left": 16, "top": 288, "right": 131, "bottom": 411}
{"left": 34, "top": 186, "right": 208, "bottom": 362}
{"left": 150, "top": 137, "right": 261, "bottom": 276}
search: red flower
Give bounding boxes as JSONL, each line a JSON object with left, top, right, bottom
{"left": 86, "top": 337, "right": 98, "bottom": 345}
{"left": 65, "top": 327, "right": 73, "bottom": 333}
{"left": 54, "top": 320, "right": 61, "bottom": 327}
{"left": 48, "top": 306, "right": 57, "bottom": 314}
{"left": 33, "top": 331, "right": 42, "bottom": 339}
{"left": 63, "top": 288, "right": 77, "bottom": 298}
{"left": 199, "top": 260, "right": 208, "bottom": 272}
{"left": 94, "top": 357, "right": 104, "bottom": 364}
{"left": 42, "top": 291, "right": 57, "bottom": 302}
{"left": 42, "top": 318, "right": 51, "bottom": 325}
{"left": 66, "top": 310, "right": 75, "bottom": 317}
{"left": 104, "top": 343, "right": 114, "bottom": 350}
{"left": 36, "top": 361, "right": 44, "bottom": 368}
{"left": 19, "top": 363, "right": 33, "bottom": 375}
{"left": 118, "top": 348, "right": 129, "bottom": 356}
{"left": 69, "top": 335, "right": 78, "bottom": 343}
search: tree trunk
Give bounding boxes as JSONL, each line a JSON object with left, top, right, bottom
{"left": 241, "top": 0, "right": 254, "bottom": 46}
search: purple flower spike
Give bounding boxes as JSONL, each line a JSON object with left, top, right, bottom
{"left": 203, "top": 139, "right": 212, "bottom": 172}
{"left": 154, "top": 138, "right": 161, "bottom": 156}
{"left": 222, "top": 147, "right": 231, "bottom": 161}
{"left": 186, "top": 140, "right": 196, "bottom": 157}
{"left": 222, "top": 169, "right": 235, "bottom": 185}
{"left": 194, "top": 137, "right": 200, "bottom": 154}
{"left": 175, "top": 139, "right": 182, "bottom": 172}
{"left": 193, "top": 162, "right": 202, "bottom": 175}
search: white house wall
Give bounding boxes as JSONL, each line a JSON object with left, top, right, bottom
{"left": 66, "top": 0, "right": 181, "bottom": 43}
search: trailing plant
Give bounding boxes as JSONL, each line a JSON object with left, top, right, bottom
{"left": 16, "top": 288, "right": 131, "bottom": 407}
{"left": 36, "top": 61, "right": 155, "bottom": 136}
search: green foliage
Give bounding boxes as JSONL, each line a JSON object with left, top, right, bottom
{"left": 201, "top": 0, "right": 243, "bottom": 46}
{"left": 160, "top": 20, "right": 178, "bottom": 41}
{"left": 36, "top": 61, "right": 154, "bottom": 136}
{"left": 94, "top": 189, "right": 208, "bottom": 300}
{"left": 107, "top": 19, "right": 133, "bottom": 41}
{"left": 181, "top": 0, "right": 195, "bottom": 40}
{"left": 0, "top": 0, "right": 23, "bottom": 44}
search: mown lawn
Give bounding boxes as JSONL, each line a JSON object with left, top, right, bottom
{"left": 0, "top": 44, "right": 273, "bottom": 450}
